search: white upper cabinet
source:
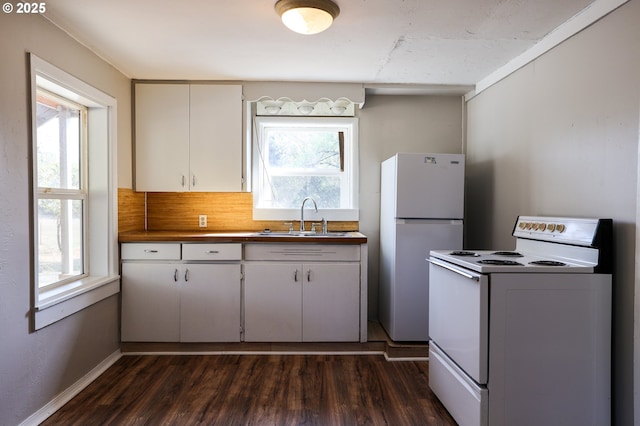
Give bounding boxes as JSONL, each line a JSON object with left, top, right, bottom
{"left": 134, "top": 83, "right": 242, "bottom": 192}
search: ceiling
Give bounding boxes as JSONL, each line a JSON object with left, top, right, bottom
{"left": 43, "top": 0, "right": 597, "bottom": 93}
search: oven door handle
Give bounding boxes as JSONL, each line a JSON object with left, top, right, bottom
{"left": 427, "top": 258, "right": 480, "bottom": 281}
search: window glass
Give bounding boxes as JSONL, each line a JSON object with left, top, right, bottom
{"left": 253, "top": 116, "right": 358, "bottom": 221}
{"left": 36, "top": 95, "right": 81, "bottom": 190}
{"left": 35, "top": 90, "right": 87, "bottom": 288}
{"left": 37, "top": 199, "right": 84, "bottom": 287}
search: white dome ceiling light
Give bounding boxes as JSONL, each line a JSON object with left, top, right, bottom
{"left": 274, "top": 0, "right": 340, "bottom": 35}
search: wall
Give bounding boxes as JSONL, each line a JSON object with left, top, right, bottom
{"left": 465, "top": 0, "right": 640, "bottom": 423}
{"left": 357, "top": 95, "right": 464, "bottom": 318}
{"left": 0, "top": 13, "right": 131, "bottom": 426}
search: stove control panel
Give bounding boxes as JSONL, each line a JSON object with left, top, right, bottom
{"left": 513, "top": 216, "right": 602, "bottom": 246}
{"left": 518, "top": 221, "right": 566, "bottom": 233}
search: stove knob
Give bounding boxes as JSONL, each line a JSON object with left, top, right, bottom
{"left": 538, "top": 223, "right": 546, "bottom": 231}
{"left": 518, "top": 222, "right": 526, "bottom": 229}
{"left": 525, "top": 222, "right": 532, "bottom": 230}
{"left": 548, "top": 223, "right": 556, "bottom": 232}
{"left": 556, "top": 224, "right": 566, "bottom": 233}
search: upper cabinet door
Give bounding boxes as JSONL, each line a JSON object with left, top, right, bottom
{"left": 135, "top": 84, "right": 190, "bottom": 192}
{"left": 189, "top": 85, "right": 242, "bottom": 192}
{"left": 134, "top": 83, "right": 243, "bottom": 192}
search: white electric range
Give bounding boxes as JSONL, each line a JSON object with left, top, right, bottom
{"left": 428, "top": 216, "right": 612, "bottom": 426}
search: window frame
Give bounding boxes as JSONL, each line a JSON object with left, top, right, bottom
{"left": 30, "top": 54, "right": 119, "bottom": 330}
{"left": 252, "top": 116, "right": 359, "bottom": 221}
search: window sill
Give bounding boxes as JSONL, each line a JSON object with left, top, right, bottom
{"left": 34, "top": 275, "right": 120, "bottom": 330}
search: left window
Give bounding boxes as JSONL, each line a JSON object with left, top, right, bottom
{"left": 35, "top": 90, "right": 87, "bottom": 288}
{"left": 30, "top": 54, "right": 119, "bottom": 329}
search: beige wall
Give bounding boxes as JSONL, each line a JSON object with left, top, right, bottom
{"left": 0, "top": 13, "right": 130, "bottom": 425}
{"left": 357, "top": 94, "right": 464, "bottom": 318}
{"left": 465, "top": 1, "right": 640, "bottom": 423}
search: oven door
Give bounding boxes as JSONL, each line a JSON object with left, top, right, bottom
{"left": 428, "top": 258, "right": 489, "bottom": 384}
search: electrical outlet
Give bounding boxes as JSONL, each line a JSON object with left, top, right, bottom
{"left": 198, "top": 215, "right": 207, "bottom": 228}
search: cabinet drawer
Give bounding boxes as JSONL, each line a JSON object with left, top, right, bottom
{"left": 182, "top": 243, "right": 242, "bottom": 261}
{"left": 244, "top": 244, "right": 360, "bottom": 261}
{"left": 121, "top": 243, "right": 181, "bottom": 260}
{"left": 429, "top": 343, "right": 488, "bottom": 426}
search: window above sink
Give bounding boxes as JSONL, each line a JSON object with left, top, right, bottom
{"left": 251, "top": 116, "right": 359, "bottom": 222}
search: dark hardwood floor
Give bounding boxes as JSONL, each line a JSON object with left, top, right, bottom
{"left": 42, "top": 354, "right": 456, "bottom": 425}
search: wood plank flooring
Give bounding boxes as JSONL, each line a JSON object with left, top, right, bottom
{"left": 42, "top": 354, "right": 456, "bottom": 425}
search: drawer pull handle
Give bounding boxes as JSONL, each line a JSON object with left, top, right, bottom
{"left": 207, "top": 250, "right": 220, "bottom": 254}
{"left": 144, "top": 249, "right": 158, "bottom": 253}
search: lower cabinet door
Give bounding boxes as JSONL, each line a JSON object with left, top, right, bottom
{"left": 244, "top": 262, "right": 302, "bottom": 342}
{"left": 180, "top": 264, "right": 241, "bottom": 342}
{"left": 121, "top": 262, "right": 180, "bottom": 342}
{"left": 302, "top": 263, "right": 360, "bottom": 342}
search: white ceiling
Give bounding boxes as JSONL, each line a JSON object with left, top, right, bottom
{"left": 43, "top": 0, "right": 597, "bottom": 93}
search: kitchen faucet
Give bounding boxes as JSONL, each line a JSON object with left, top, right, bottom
{"left": 300, "top": 197, "right": 318, "bottom": 232}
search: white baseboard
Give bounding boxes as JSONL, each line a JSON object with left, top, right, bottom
{"left": 19, "top": 350, "right": 122, "bottom": 426}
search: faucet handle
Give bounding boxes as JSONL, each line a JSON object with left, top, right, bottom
{"left": 283, "top": 222, "right": 294, "bottom": 233}
{"left": 311, "top": 222, "right": 322, "bottom": 233}
{"left": 321, "top": 217, "right": 327, "bottom": 234}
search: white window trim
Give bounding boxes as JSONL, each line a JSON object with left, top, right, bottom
{"left": 252, "top": 116, "right": 359, "bottom": 222}
{"left": 30, "top": 54, "right": 119, "bottom": 330}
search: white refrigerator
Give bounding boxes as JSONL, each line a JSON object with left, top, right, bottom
{"left": 379, "top": 153, "right": 465, "bottom": 341}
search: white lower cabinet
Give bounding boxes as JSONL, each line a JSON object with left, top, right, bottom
{"left": 244, "top": 263, "right": 303, "bottom": 342}
{"left": 121, "top": 243, "right": 241, "bottom": 342}
{"left": 121, "top": 262, "right": 181, "bottom": 342}
{"left": 243, "top": 244, "right": 362, "bottom": 342}
{"left": 180, "top": 264, "right": 241, "bottom": 342}
{"left": 244, "top": 262, "right": 360, "bottom": 342}
{"left": 302, "top": 263, "right": 361, "bottom": 341}
{"left": 121, "top": 242, "right": 365, "bottom": 343}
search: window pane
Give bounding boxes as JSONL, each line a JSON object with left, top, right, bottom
{"left": 267, "top": 130, "right": 340, "bottom": 170}
{"left": 37, "top": 199, "right": 83, "bottom": 288}
{"left": 36, "top": 95, "right": 81, "bottom": 190}
{"left": 270, "top": 176, "right": 341, "bottom": 208}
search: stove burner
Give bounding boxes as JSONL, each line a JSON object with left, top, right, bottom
{"left": 529, "top": 260, "right": 567, "bottom": 266}
{"left": 450, "top": 250, "right": 480, "bottom": 257}
{"left": 492, "top": 251, "right": 524, "bottom": 257}
{"left": 477, "top": 259, "right": 524, "bottom": 266}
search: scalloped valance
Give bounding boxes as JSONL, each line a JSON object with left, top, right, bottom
{"left": 243, "top": 82, "right": 365, "bottom": 107}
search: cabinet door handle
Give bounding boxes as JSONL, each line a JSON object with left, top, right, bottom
{"left": 192, "top": 175, "right": 196, "bottom": 187}
{"left": 294, "top": 270, "right": 298, "bottom": 282}
{"left": 181, "top": 175, "right": 186, "bottom": 187}
{"left": 184, "top": 268, "right": 189, "bottom": 282}
{"left": 174, "top": 268, "right": 179, "bottom": 282}
{"left": 307, "top": 269, "right": 311, "bottom": 282}
{"left": 143, "top": 249, "right": 158, "bottom": 253}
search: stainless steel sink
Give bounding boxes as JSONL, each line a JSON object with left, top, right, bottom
{"left": 252, "top": 231, "right": 349, "bottom": 237}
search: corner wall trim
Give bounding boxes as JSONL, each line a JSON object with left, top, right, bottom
{"left": 466, "top": 0, "right": 629, "bottom": 101}
{"left": 18, "top": 350, "right": 122, "bottom": 426}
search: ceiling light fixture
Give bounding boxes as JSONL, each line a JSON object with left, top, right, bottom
{"left": 274, "top": 0, "right": 340, "bottom": 35}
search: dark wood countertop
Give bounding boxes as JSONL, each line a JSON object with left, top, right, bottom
{"left": 119, "top": 231, "right": 368, "bottom": 244}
